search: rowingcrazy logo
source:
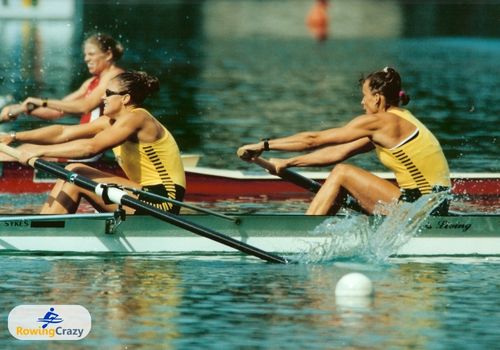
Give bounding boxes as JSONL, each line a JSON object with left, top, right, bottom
{"left": 8, "top": 305, "right": 91, "bottom": 341}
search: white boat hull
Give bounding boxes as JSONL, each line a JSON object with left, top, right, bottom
{"left": 0, "top": 214, "right": 498, "bottom": 257}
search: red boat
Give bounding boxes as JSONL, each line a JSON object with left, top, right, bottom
{"left": 0, "top": 158, "right": 498, "bottom": 202}
{"left": 184, "top": 166, "right": 499, "bottom": 201}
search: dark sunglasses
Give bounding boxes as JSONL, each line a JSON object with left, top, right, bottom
{"left": 105, "top": 89, "right": 128, "bottom": 97}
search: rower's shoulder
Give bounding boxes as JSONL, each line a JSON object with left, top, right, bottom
{"left": 374, "top": 109, "right": 408, "bottom": 122}
{"left": 119, "top": 108, "right": 152, "bottom": 128}
{"left": 101, "top": 66, "right": 125, "bottom": 81}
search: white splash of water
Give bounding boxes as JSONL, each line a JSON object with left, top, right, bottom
{"left": 299, "top": 191, "right": 450, "bottom": 264}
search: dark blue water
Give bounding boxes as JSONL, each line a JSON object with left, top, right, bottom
{"left": 0, "top": 1, "right": 499, "bottom": 171}
{"left": 0, "top": 1, "right": 499, "bottom": 349}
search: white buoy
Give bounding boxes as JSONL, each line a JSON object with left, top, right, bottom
{"left": 335, "top": 272, "right": 374, "bottom": 297}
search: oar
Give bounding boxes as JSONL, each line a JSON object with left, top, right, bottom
{"left": 251, "top": 157, "right": 322, "bottom": 193}
{"left": 0, "top": 144, "right": 288, "bottom": 264}
{"left": 122, "top": 186, "right": 239, "bottom": 223}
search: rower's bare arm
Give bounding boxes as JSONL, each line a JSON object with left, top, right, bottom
{"left": 26, "top": 113, "right": 140, "bottom": 159}
{"left": 24, "top": 107, "right": 66, "bottom": 121}
{"left": 267, "top": 131, "right": 325, "bottom": 151}
{"left": 14, "top": 117, "right": 109, "bottom": 145}
{"left": 267, "top": 115, "right": 379, "bottom": 151}
{"left": 237, "top": 130, "right": 329, "bottom": 160}
{"left": 25, "top": 83, "right": 90, "bottom": 120}
{"left": 61, "top": 78, "right": 92, "bottom": 102}
{"left": 22, "top": 76, "right": 107, "bottom": 115}
{"left": 13, "top": 79, "right": 92, "bottom": 121}
{"left": 313, "top": 115, "right": 380, "bottom": 145}
{"left": 277, "top": 138, "right": 374, "bottom": 169}
{"left": 238, "top": 114, "right": 380, "bottom": 161}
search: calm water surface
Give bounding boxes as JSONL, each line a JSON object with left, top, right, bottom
{"left": 1, "top": 255, "right": 500, "bottom": 349}
{"left": 0, "top": 1, "right": 499, "bottom": 349}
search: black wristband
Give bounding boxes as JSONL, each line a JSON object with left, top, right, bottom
{"left": 42, "top": 99, "right": 48, "bottom": 108}
{"left": 262, "top": 138, "right": 270, "bottom": 151}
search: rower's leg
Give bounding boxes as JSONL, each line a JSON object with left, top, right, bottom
{"left": 41, "top": 179, "right": 81, "bottom": 214}
{"left": 306, "top": 164, "right": 401, "bottom": 215}
{"left": 40, "top": 163, "right": 140, "bottom": 214}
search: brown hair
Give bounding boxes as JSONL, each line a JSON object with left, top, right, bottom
{"left": 84, "top": 33, "right": 124, "bottom": 62}
{"left": 114, "top": 71, "right": 160, "bottom": 106}
{"left": 360, "top": 67, "right": 410, "bottom": 107}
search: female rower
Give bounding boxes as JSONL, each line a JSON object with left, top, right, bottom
{"left": 0, "top": 71, "right": 185, "bottom": 215}
{"left": 0, "top": 33, "right": 124, "bottom": 124}
{"left": 238, "top": 67, "right": 450, "bottom": 215}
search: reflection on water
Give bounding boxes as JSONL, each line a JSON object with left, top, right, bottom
{"left": 1, "top": 255, "right": 500, "bottom": 349}
{"left": 0, "top": 1, "right": 82, "bottom": 107}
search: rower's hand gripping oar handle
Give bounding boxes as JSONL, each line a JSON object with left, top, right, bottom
{"left": 0, "top": 142, "right": 37, "bottom": 167}
{"left": 252, "top": 157, "right": 322, "bottom": 193}
{"left": 0, "top": 142, "right": 21, "bottom": 157}
{"left": 1, "top": 102, "right": 37, "bottom": 122}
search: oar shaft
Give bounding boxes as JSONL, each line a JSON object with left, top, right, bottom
{"left": 38, "top": 159, "right": 285, "bottom": 263}
{"left": 36, "top": 159, "right": 286, "bottom": 263}
{"left": 120, "top": 195, "right": 286, "bottom": 263}
{"left": 124, "top": 186, "right": 238, "bottom": 223}
{"left": 253, "top": 157, "right": 322, "bottom": 193}
{"left": 0, "top": 145, "right": 287, "bottom": 263}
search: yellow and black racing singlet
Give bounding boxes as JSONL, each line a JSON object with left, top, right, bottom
{"left": 113, "top": 109, "right": 185, "bottom": 212}
{"left": 374, "top": 108, "right": 450, "bottom": 194}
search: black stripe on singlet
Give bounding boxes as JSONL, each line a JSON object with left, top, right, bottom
{"left": 136, "top": 184, "right": 185, "bottom": 215}
{"left": 392, "top": 149, "right": 432, "bottom": 194}
{"left": 143, "top": 145, "right": 178, "bottom": 211}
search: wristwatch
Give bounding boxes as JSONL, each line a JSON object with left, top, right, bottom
{"left": 262, "top": 138, "right": 270, "bottom": 151}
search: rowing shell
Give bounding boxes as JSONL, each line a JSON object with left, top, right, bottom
{"left": 0, "top": 214, "right": 498, "bottom": 256}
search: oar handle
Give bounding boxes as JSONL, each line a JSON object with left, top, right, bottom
{"left": 0, "top": 143, "right": 21, "bottom": 158}
{"left": 253, "top": 157, "right": 322, "bottom": 193}
{"left": 0, "top": 143, "right": 38, "bottom": 166}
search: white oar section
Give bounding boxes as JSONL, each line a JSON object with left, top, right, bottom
{"left": 0, "top": 143, "right": 288, "bottom": 263}
{"left": 95, "top": 184, "right": 127, "bottom": 205}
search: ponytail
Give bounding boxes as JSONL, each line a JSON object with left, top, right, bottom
{"left": 360, "top": 67, "right": 410, "bottom": 107}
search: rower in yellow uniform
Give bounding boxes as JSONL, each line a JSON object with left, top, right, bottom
{"left": 112, "top": 114, "right": 185, "bottom": 213}
{"left": 0, "top": 71, "right": 185, "bottom": 215}
{"left": 374, "top": 107, "right": 450, "bottom": 202}
{"left": 238, "top": 67, "right": 450, "bottom": 215}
